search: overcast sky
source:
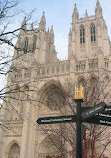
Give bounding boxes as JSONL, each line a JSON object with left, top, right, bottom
{"left": 19, "top": 0, "right": 111, "bottom": 59}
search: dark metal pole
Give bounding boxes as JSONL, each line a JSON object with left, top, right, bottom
{"left": 74, "top": 99, "right": 83, "bottom": 158}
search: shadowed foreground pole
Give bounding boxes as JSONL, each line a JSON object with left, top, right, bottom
{"left": 74, "top": 85, "right": 84, "bottom": 158}
{"left": 75, "top": 99, "right": 83, "bottom": 158}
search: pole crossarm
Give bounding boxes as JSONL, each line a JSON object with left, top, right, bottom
{"left": 37, "top": 99, "right": 109, "bottom": 158}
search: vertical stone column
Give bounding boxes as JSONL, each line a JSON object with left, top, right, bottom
{"left": 98, "top": 49, "right": 104, "bottom": 69}
{"left": 20, "top": 101, "right": 31, "bottom": 158}
{"left": 0, "top": 106, "right": 6, "bottom": 158}
{"left": 27, "top": 103, "right": 37, "bottom": 158}
{"left": 20, "top": 88, "right": 40, "bottom": 158}
{"left": 0, "top": 122, "right": 3, "bottom": 158}
{"left": 85, "top": 21, "right": 89, "bottom": 58}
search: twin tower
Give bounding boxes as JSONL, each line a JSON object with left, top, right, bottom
{"left": 0, "top": 1, "right": 111, "bottom": 158}
{"left": 14, "top": 0, "right": 111, "bottom": 67}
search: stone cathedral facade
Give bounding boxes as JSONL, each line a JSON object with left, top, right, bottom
{"left": 0, "top": 0, "right": 111, "bottom": 158}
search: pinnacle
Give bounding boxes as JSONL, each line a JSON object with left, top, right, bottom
{"left": 42, "top": 12, "right": 45, "bottom": 18}
{"left": 48, "top": 27, "right": 49, "bottom": 33}
{"left": 22, "top": 17, "right": 26, "bottom": 27}
{"left": 50, "top": 25, "right": 54, "bottom": 34}
{"left": 41, "top": 12, "right": 46, "bottom": 22}
{"left": 85, "top": 9, "right": 88, "bottom": 17}
{"left": 97, "top": 0, "right": 100, "bottom": 4}
{"left": 74, "top": 3, "right": 77, "bottom": 10}
{"left": 31, "top": 23, "right": 33, "bottom": 30}
{"left": 23, "top": 17, "right": 26, "bottom": 24}
{"left": 72, "top": 3, "right": 79, "bottom": 20}
{"left": 96, "top": 0, "right": 101, "bottom": 8}
{"left": 39, "top": 11, "right": 46, "bottom": 31}
{"left": 95, "top": 0, "right": 102, "bottom": 16}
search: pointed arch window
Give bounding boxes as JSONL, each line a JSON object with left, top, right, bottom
{"left": 8, "top": 143, "right": 20, "bottom": 158}
{"left": 33, "top": 36, "right": 37, "bottom": 52}
{"left": 80, "top": 26, "right": 85, "bottom": 44}
{"left": 24, "top": 37, "right": 28, "bottom": 54}
{"left": 91, "top": 24, "right": 96, "bottom": 42}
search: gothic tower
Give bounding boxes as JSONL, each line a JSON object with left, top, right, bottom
{"left": 68, "top": 2, "right": 111, "bottom": 60}
{"left": 0, "top": 1, "right": 111, "bottom": 158}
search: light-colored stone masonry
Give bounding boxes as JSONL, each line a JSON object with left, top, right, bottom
{"left": 1, "top": 0, "right": 111, "bottom": 157}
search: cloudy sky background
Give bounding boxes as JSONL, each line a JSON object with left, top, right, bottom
{"left": 20, "top": 0, "right": 111, "bottom": 59}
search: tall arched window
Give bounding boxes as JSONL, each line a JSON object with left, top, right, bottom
{"left": 8, "top": 143, "right": 20, "bottom": 158}
{"left": 91, "top": 24, "right": 96, "bottom": 42}
{"left": 90, "top": 77, "right": 97, "bottom": 85}
{"left": 79, "top": 78, "right": 86, "bottom": 87}
{"left": 24, "top": 37, "right": 28, "bottom": 54}
{"left": 80, "top": 26, "right": 85, "bottom": 44}
{"left": 33, "top": 36, "right": 37, "bottom": 52}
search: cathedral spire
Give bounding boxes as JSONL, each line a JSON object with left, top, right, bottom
{"left": 95, "top": 0, "right": 103, "bottom": 17}
{"left": 31, "top": 23, "right": 33, "bottom": 31}
{"left": 72, "top": 4, "right": 79, "bottom": 23}
{"left": 50, "top": 25, "right": 54, "bottom": 35}
{"left": 85, "top": 10, "right": 88, "bottom": 17}
{"left": 48, "top": 27, "right": 49, "bottom": 33}
{"left": 20, "top": 17, "right": 26, "bottom": 35}
{"left": 50, "top": 25, "right": 54, "bottom": 44}
{"left": 39, "top": 12, "right": 46, "bottom": 31}
{"left": 68, "top": 28, "right": 72, "bottom": 43}
{"left": 22, "top": 17, "right": 26, "bottom": 29}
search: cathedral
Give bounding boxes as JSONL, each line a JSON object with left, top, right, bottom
{"left": 0, "top": 0, "right": 111, "bottom": 157}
